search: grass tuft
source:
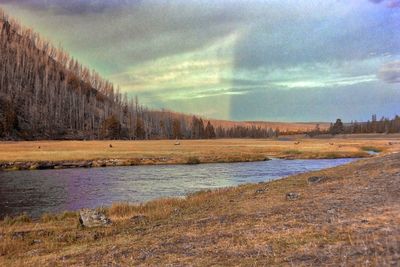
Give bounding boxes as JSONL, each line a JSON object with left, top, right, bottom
{"left": 108, "top": 202, "right": 136, "bottom": 218}
{"left": 2, "top": 213, "right": 31, "bottom": 225}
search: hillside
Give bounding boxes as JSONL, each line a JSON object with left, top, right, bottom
{"left": 0, "top": 10, "right": 128, "bottom": 140}
{"left": 0, "top": 8, "right": 322, "bottom": 141}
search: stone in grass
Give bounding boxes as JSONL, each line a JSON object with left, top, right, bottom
{"left": 307, "top": 176, "right": 328, "bottom": 185}
{"left": 255, "top": 188, "right": 267, "bottom": 194}
{"left": 286, "top": 192, "right": 300, "bottom": 201}
{"left": 79, "top": 209, "right": 111, "bottom": 228}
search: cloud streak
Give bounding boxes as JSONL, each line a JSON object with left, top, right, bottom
{"left": 0, "top": 0, "right": 135, "bottom": 14}
{"left": 368, "top": 0, "right": 400, "bottom": 8}
{"left": 378, "top": 61, "right": 400, "bottom": 83}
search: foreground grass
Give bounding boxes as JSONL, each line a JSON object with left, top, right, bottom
{"left": 0, "top": 135, "right": 398, "bottom": 170}
{"left": 1, "top": 152, "right": 399, "bottom": 266}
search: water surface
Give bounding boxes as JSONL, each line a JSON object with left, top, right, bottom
{"left": 0, "top": 158, "right": 356, "bottom": 218}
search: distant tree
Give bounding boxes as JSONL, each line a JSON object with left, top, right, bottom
{"left": 100, "top": 115, "right": 121, "bottom": 139}
{"left": 135, "top": 117, "right": 146, "bottom": 139}
{"left": 275, "top": 128, "right": 280, "bottom": 138}
{"left": 172, "top": 119, "right": 182, "bottom": 139}
{"left": 215, "top": 126, "right": 225, "bottom": 138}
{"left": 330, "top": 119, "right": 344, "bottom": 135}
{"left": 198, "top": 118, "right": 205, "bottom": 138}
{"left": 0, "top": 121, "right": 4, "bottom": 137}
{"left": 205, "top": 121, "right": 216, "bottom": 139}
{"left": 190, "top": 116, "right": 205, "bottom": 139}
{"left": 307, "top": 124, "right": 321, "bottom": 137}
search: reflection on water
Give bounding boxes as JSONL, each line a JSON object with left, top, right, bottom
{"left": 0, "top": 158, "right": 356, "bottom": 218}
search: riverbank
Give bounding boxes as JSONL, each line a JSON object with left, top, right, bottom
{"left": 1, "top": 136, "right": 398, "bottom": 171}
{"left": 1, "top": 152, "right": 399, "bottom": 265}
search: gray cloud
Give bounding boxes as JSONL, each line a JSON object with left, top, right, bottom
{"left": 368, "top": 0, "right": 400, "bottom": 8}
{"left": 0, "top": 0, "right": 136, "bottom": 14}
{"left": 233, "top": 6, "right": 400, "bottom": 70}
{"left": 2, "top": 1, "right": 398, "bottom": 69}
{"left": 387, "top": 0, "right": 400, "bottom": 8}
{"left": 378, "top": 61, "right": 400, "bottom": 83}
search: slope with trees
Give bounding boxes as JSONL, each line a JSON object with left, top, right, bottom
{"left": 0, "top": 8, "right": 279, "bottom": 141}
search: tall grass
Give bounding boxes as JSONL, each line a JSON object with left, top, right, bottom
{"left": 2, "top": 213, "right": 31, "bottom": 225}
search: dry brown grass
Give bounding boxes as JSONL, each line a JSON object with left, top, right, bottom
{"left": 0, "top": 135, "right": 399, "bottom": 169}
{"left": 0, "top": 151, "right": 399, "bottom": 266}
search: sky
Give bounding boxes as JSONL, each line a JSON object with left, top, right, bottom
{"left": 0, "top": 0, "right": 399, "bottom": 122}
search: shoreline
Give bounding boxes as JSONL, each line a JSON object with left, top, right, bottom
{"left": 0, "top": 152, "right": 370, "bottom": 171}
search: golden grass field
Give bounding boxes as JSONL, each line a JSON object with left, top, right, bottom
{"left": 1, "top": 134, "right": 400, "bottom": 169}
{"left": 0, "top": 150, "right": 399, "bottom": 265}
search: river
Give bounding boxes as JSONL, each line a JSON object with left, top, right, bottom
{"left": 0, "top": 158, "right": 356, "bottom": 218}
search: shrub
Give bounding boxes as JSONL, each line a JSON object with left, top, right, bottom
{"left": 187, "top": 156, "right": 200, "bottom": 164}
{"left": 325, "top": 153, "right": 340, "bottom": 159}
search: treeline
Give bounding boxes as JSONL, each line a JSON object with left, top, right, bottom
{"left": 0, "top": 9, "right": 279, "bottom": 140}
{"left": 326, "top": 115, "right": 400, "bottom": 135}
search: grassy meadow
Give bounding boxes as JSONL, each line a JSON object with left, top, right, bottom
{"left": 0, "top": 134, "right": 399, "bottom": 169}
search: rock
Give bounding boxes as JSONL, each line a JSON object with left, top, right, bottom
{"left": 30, "top": 239, "right": 42, "bottom": 245}
{"left": 286, "top": 192, "right": 300, "bottom": 201}
{"left": 255, "top": 188, "right": 267, "bottom": 194}
{"left": 37, "top": 162, "right": 55, "bottom": 170}
{"left": 29, "top": 163, "right": 40, "bottom": 170}
{"left": 307, "top": 176, "right": 327, "bottom": 184}
{"left": 79, "top": 209, "right": 111, "bottom": 228}
{"left": 327, "top": 208, "right": 336, "bottom": 214}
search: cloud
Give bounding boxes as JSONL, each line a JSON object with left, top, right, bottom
{"left": 233, "top": 4, "right": 400, "bottom": 70}
{"left": 368, "top": 0, "right": 400, "bottom": 8}
{"left": 0, "top": 0, "right": 135, "bottom": 14}
{"left": 387, "top": 0, "right": 400, "bottom": 8}
{"left": 378, "top": 61, "right": 400, "bottom": 83}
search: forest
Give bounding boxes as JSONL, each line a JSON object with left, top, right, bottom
{"left": 328, "top": 115, "right": 400, "bottom": 135}
{"left": 0, "top": 8, "right": 279, "bottom": 141}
